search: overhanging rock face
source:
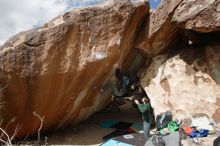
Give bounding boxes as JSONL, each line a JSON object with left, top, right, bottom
{"left": 0, "top": 0, "right": 149, "bottom": 137}
{"left": 172, "top": 0, "right": 220, "bottom": 33}
{"left": 135, "top": 0, "right": 185, "bottom": 56}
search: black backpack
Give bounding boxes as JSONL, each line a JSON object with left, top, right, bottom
{"left": 156, "top": 112, "right": 173, "bottom": 131}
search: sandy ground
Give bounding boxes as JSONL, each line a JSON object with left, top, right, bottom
{"left": 46, "top": 101, "right": 142, "bottom": 145}
{"left": 24, "top": 100, "right": 219, "bottom": 146}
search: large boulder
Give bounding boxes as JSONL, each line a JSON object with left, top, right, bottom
{"left": 140, "top": 43, "right": 220, "bottom": 122}
{"left": 0, "top": 0, "right": 149, "bottom": 137}
{"left": 135, "top": 0, "right": 186, "bottom": 56}
{"left": 172, "top": 0, "right": 220, "bottom": 33}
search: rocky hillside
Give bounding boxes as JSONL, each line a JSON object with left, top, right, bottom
{"left": 0, "top": 0, "right": 219, "bottom": 139}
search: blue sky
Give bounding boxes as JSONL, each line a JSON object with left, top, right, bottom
{"left": 0, "top": 0, "right": 161, "bottom": 45}
{"left": 149, "top": 0, "right": 161, "bottom": 9}
{"left": 67, "top": 0, "right": 161, "bottom": 9}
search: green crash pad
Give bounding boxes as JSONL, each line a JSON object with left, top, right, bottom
{"left": 130, "top": 122, "right": 143, "bottom": 132}
{"left": 101, "top": 120, "right": 119, "bottom": 128}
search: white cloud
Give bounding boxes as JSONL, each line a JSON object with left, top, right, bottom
{"left": 0, "top": 0, "right": 67, "bottom": 45}
{"left": 0, "top": 0, "right": 105, "bottom": 46}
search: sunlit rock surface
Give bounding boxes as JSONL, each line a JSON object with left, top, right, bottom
{"left": 141, "top": 43, "right": 220, "bottom": 122}
{"left": 172, "top": 0, "right": 220, "bottom": 32}
{"left": 0, "top": 0, "right": 149, "bottom": 137}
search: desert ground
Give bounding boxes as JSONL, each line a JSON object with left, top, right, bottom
{"left": 46, "top": 100, "right": 142, "bottom": 145}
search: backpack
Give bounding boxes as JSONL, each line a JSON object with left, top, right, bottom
{"left": 156, "top": 112, "right": 173, "bottom": 131}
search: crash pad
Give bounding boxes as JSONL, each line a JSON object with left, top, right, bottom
{"left": 145, "top": 132, "right": 180, "bottom": 146}
{"left": 101, "top": 139, "right": 132, "bottom": 146}
{"left": 102, "top": 130, "right": 132, "bottom": 141}
{"left": 101, "top": 120, "right": 119, "bottom": 128}
{"left": 110, "top": 121, "right": 133, "bottom": 130}
{"left": 130, "top": 122, "right": 143, "bottom": 132}
{"left": 114, "top": 133, "right": 146, "bottom": 146}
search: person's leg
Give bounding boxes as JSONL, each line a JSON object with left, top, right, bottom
{"left": 143, "top": 120, "right": 151, "bottom": 140}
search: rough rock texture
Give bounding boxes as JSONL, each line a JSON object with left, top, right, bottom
{"left": 136, "top": 0, "right": 220, "bottom": 130}
{"left": 0, "top": 0, "right": 149, "bottom": 137}
{"left": 173, "top": 0, "right": 220, "bottom": 33}
{"left": 0, "top": 0, "right": 220, "bottom": 144}
{"left": 135, "top": 0, "right": 185, "bottom": 55}
{"left": 140, "top": 43, "right": 220, "bottom": 122}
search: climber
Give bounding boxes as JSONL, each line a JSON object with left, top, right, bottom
{"left": 121, "top": 75, "right": 130, "bottom": 96}
{"left": 134, "top": 96, "right": 153, "bottom": 140}
{"left": 125, "top": 76, "right": 146, "bottom": 101}
{"left": 101, "top": 67, "right": 131, "bottom": 96}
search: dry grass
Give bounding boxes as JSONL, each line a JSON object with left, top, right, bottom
{"left": 0, "top": 86, "right": 22, "bottom": 146}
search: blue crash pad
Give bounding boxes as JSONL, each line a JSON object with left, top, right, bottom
{"left": 101, "top": 139, "right": 133, "bottom": 146}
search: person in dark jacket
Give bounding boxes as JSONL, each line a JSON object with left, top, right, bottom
{"left": 101, "top": 67, "right": 130, "bottom": 98}
{"left": 134, "top": 97, "right": 152, "bottom": 140}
